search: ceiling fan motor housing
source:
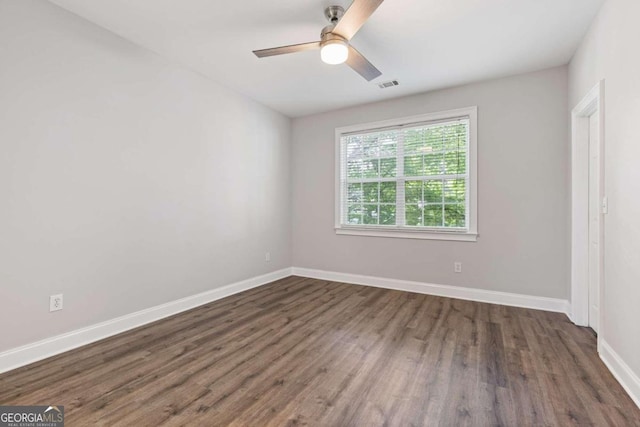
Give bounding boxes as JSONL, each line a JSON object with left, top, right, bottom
{"left": 321, "top": 29, "right": 347, "bottom": 46}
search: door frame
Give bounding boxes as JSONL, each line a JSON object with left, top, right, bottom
{"left": 570, "top": 80, "right": 605, "bottom": 342}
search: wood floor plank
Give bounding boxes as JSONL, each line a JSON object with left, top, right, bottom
{"left": 1, "top": 276, "right": 639, "bottom": 426}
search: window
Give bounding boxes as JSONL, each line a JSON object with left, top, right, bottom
{"left": 335, "top": 107, "right": 477, "bottom": 241}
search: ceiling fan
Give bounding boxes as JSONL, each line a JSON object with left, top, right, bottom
{"left": 253, "top": 0, "right": 384, "bottom": 81}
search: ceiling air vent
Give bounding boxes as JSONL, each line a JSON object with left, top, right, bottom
{"left": 378, "top": 80, "right": 399, "bottom": 89}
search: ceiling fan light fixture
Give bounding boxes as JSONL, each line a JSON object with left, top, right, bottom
{"left": 320, "top": 39, "right": 349, "bottom": 65}
{"left": 252, "top": 1, "right": 383, "bottom": 80}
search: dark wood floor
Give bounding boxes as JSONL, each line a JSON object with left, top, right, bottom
{"left": 1, "top": 276, "right": 639, "bottom": 426}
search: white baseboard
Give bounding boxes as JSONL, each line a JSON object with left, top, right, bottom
{"left": 291, "top": 267, "right": 570, "bottom": 314}
{"left": 600, "top": 340, "right": 640, "bottom": 409}
{"left": 0, "top": 268, "right": 292, "bottom": 375}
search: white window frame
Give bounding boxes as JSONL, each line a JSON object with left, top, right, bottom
{"left": 334, "top": 106, "right": 478, "bottom": 242}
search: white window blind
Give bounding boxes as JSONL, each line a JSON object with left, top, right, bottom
{"left": 337, "top": 112, "right": 475, "bottom": 237}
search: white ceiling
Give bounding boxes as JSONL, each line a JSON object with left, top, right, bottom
{"left": 49, "top": 0, "right": 603, "bottom": 117}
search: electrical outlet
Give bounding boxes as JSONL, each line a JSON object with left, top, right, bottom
{"left": 50, "top": 294, "right": 63, "bottom": 312}
{"left": 454, "top": 262, "right": 462, "bottom": 273}
{"left": 265, "top": 252, "right": 271, "bottom": 262}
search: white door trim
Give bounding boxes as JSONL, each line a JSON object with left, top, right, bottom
{"left": 570, "top": 81, "right": 605, "bottom": 339}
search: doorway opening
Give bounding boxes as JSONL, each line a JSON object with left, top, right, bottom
{"left": 571, "top": 81, "right": 605, "bottom": 338}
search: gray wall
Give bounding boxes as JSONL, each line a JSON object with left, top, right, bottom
{"left": 292, "top": 66, "right": 569, "bottom": 299}
{"left": 569, "top": 0, "right": 640, "bottom": 379}
{"left": 0, "top": 0, "right": 291, "bottom": 352}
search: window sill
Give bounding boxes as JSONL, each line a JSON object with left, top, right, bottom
{"left": 335, "top": 227, "right": 478, "bottom": 242}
